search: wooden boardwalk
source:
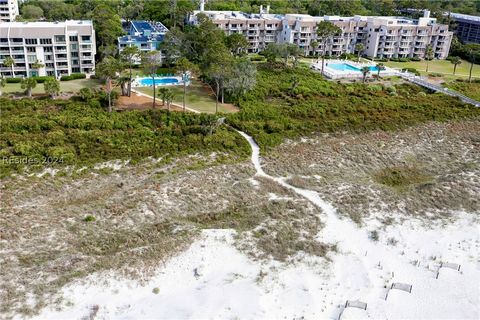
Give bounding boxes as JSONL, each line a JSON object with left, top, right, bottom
{"left": 399, "top": 72, "right": 480, "bottom": 107}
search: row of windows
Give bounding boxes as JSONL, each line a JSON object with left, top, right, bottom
{"left": 0, "top": 36, "right": 91, "bottom": 44}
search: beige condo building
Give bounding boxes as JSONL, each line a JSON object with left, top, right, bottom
{"left": 0, "top": 0, "right": 18, "bottom": 22}
{"left": 190, "top": 9, "right": 452, "bottom": 60}
{"left": 0, "top": 20, "right": 96, "bottom": 78}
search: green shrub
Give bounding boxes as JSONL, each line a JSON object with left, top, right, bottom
{"left": 411, "top": 57, "right": 421, "bottom": 61}
{"left": 6, "top": 78, "right": 22, "bottom": 83}
{"left": 390, "top": 57, "right": 410, "bottom": 62}
{"left": 368, "top": 85, "right": 383, "bottom": 92}
{"left": 428, "top": 72, "right": 443, "bottom": 77}
{"left": 32, "top": 76, "right": 54, "bottom": 83}
{"left": 84, "top": 215, "right": 96, "bottom": 222}
{"left": 60, "top": 73, "right": 86, "bottom": 81}
{"left": 79, "top": 87, "right": 94, "bottom": 101}
{"left": 386, "top": 86, "right": 397, "bottom": 96}
{"left": 402, "top": 67, "right": 420, "bottom": 76}
{"left": 250, "top": 55, "right": 265, "bottom": 62}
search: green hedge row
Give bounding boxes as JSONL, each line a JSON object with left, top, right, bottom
{"left": 60, "top": 73, "right": 87, "bottom": 81}
{"left": 6, "top": 76, "right": 54, "bottom": 84}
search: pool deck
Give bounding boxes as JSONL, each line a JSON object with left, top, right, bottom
{"left": 311, "top": 60, "right": 397, "bottom": 79}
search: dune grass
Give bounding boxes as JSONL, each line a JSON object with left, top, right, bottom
{"left": 374, "top": 166, "right": 434, "bottom": 190}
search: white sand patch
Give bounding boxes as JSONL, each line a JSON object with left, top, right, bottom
{"left": 94, "top": 160, "right": 130, "bottom": 171}
{"left": 34, "top": 167, "right": 60, "bottom": 178}
{"left": 35, "top": 215, "right": 479, "bottom": 320}
{"left": 33, "top": 130, "right": 479, "bottom": 319}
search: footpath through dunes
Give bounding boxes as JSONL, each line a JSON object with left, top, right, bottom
{"left": 33, "top": 123, "right": 479, "bottom": 319}
{"left": 236, "top": 128, "right": 480, "bottom": 320}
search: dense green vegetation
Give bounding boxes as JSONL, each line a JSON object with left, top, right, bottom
{"left": 445, "top": 79, "right": 480, "bottom": 101}
{"left": 2, "top": 64, "right": 480, "bottom": 178}
{"left": 0, "top": 98, "right": 249, "bottom": 177}
{"left": 227, "top": 64, "right": 480, "bottom": 148}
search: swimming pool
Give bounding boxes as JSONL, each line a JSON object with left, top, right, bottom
{"left": 327, "top": 63, "right": 379, "bottom": 72}
{"left": 138, "top": 77, "right": 180, "bottom": 86}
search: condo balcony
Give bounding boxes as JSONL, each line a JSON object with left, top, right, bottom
{"left": 9, "top": 66, "right": 26, "bottom": 71}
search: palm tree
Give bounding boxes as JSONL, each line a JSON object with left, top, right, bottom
{"left": 158, "top": 87, "right": 168, "bottom": 108}
{"left": 425, "top": 44, "right": 434, "bottom": 73}
{"left": 141, "top": 50, "right": 162, "bottom": 108}
{"left": 450, "top": 56, "right": 462, "bottom": 75}
{"left": 355, "top": 43, "right": 364, "bottom": 62}
{"left": 376, "top": 63, "right": 385, "bottom": 78}
{"left": 30, "top": 59, "right": 44, "bottom": 77}
{"left": 95, "top": 56, "right": 122, "bottom": 112}
{"left": 3, "top": 56, "right": 15, "bottom": 77}
{"left": 361, "top": 66, "right": 370, "bottom": 83}
{"left": 467, "top": 47, "right": 478, "bottom": 83}
{"left": 0, "top": 76, "right": 5, "bottom": 96}
{"left": 120, "top": 45, "right": 141, "bottom": 97}
{"left": 310, "top": 40, "right": 319, "bottom": 57}
{"left": 44, "top": 77, "right": 60, "bottom": 99}
{"left": 165, "top": 89, "right": 175, "bottom": 111}
{"left": 21, "top": 77, "right": 37, "bottom": 98}
{"left": 116, "top": 75, "right": 130, "bottom": 96}
{"left": 316, "top": 21, "right": 342, "bottom": 76}
{"left": 175, "top": 57, "right": 197, "bottom": 112}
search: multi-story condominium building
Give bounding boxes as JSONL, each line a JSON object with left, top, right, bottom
{"left": 0, "top": 0, "right": 18, "bottom": 22}
{"left": 118, "top": 20, "right": 168, "bottom": 61}
{"left": 190, "top": 8, "right": 452, "bottom": 60}
{"left": 0, "top": 20, "right": 96, "bottom": 78}
{"left": 449, "top": 13, "right": 480, "bottom": 44}
{"left": 193, "top": 8, "right": 283, "bottom": 53}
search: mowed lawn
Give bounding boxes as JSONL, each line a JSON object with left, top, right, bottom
{"left": 384, "top": 59, "right": 480, "bottom": 79}
{"left": 1, "top": 78, "right": 102, "bottom": 95}
{"left": 135, "top": 79, "right": 237, "bottom": 113}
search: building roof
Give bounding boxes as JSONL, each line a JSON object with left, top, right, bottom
{"left": 193, "top": 10, "right": 283, "bottom": 21}
{"left": 131, "top": 20, "right": 168, "bottom": 35}
{"left": 449, "top": 13, "right": 480, "bottom": 23}
{"left": 0, "top": 20, "right": 93, "bottom": 27}
{"left": 118, "top": 20, "right": 168, "bottom": 44}
{"left": 0, "top": 20, "right": 94, "bottom": 38}
{"left": 193, "top": 10, "right": 443, "bottom": 27}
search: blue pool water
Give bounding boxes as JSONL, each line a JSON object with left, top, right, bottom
{"left": 138, "top": 77, "right": 179, "bottom": 86}
{"left": 327, "top": 63, "right": 378, "bottom": 72}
